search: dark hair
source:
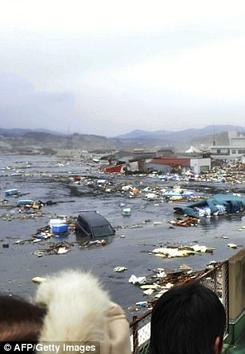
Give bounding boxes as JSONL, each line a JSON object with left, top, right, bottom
{"left": 0, "top": 295, "right": 47, "bottom": 341}
{"left": 150, "top": 281, "right": 226, "bottom": 354}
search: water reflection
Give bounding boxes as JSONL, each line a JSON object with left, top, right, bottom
{"left": 199, "top": 214, "right": 244, "bottom": 230}
{"left": 75, "top": 232, "right": 114, "bottom": 247}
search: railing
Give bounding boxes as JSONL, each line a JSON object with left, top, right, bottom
{"left": 129, "top": 261, "right": 229, "bottom": 353}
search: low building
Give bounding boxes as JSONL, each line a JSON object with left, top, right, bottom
{"left": 146, "top": 156, "right": 211, "bottom": 174}
{"left": 210, "top": 146, "right": 245, "bottom": 159}
{"left": 146, "top": 157, "right": 190, "bottom": 173}
{"left": 210, "top": 131, "right": 245, "bottom": 159}
{"left": 156, "top": 147, "right": 175, "bottom": 157}
{"left": 229, "top": 130, "right": 245, "bottom": 147}
{"left": 190, "top": 158, "right": 211, "bottom": 174}
{"left": 101, "top": 150, "right": 157, "bottom": 173}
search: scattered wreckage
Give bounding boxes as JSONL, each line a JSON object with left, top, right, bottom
{"left": 151, "top": 244, "right": 214, "bottom": 258}
{"left": 70, "top": 175, "right": 204, "bottom": 202}
{"left": 167, "top": 193, "right": 245, "bottom": 228}
{"left": 127, "top": 260, "right": 223, "bottom": 312}
{"left": 33, "top": 241, "right": 73, "bottom": 257}
{"left": 174, "top": 193, "right": 245, "bottom": 218}
{"left": 1, "top": 156, "right": 244, "bottom": 318}
{"left": 29, "top": 212, "right": 115, "bottom": 256}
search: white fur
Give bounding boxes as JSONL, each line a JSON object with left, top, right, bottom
{"left": 35, "top": 269, "right": 111, "bottom": 343}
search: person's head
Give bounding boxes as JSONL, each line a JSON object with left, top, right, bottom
{"left": 150, "top": 281, "right": 226, "bottom": 354}
{"left": 0, "top": 295, "right": 46, "bottom": 341}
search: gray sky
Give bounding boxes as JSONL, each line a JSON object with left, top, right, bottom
{"left": 1, "top": 0, "right": 245, "bottom": 136}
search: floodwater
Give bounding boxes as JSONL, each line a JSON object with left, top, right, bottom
{"left": 0, "top": 154, "right": 245, "bottom": 314}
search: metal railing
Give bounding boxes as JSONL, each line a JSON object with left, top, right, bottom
{"left": 129, "top": 261, "right": 229, "bottom": 353}
{"left": 198, "top": 261, "right": 229, "bottom": 334}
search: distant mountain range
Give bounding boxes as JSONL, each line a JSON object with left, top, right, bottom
{"left": 0, "top": 125, "right": 244, "bottom": 153}
{"left": 116, "top": 125, "right": 245, "bottom": 149}
{"left": 117, "top": 125, "right": 245, "bottom": 140}
{"left": 0, "top": 128, "right": 65, "bottom": 137}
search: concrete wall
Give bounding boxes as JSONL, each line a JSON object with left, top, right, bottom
{"left": 229, "top": 248, "right": 245, "bottom": 321}
{"left": 128, "top": 161, "right": 139, "bottom": 172}
{"left": 145, "top": 163, "right": 171, "bottom": 173}
{"left": 190, "top": 158, "right": 211, "bottom": 174}
{"left": 230, "top": 139, "right": 245, "bottom": 148}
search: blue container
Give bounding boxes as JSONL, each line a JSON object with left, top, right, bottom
{"left": 51, "top": 224, "right": 68, "bottom": 234}
{"left": 17, "top": 199, "right": 33, "bottom": 207}
{"left": 5, "top": 189, "right": 19, "bottom": 197}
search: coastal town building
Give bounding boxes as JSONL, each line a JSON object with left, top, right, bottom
{"left": 146, "top": 156, "right": 211, "bottom": 174}
{"left": 210, "top": 131, "right": 245, "bottom": 159}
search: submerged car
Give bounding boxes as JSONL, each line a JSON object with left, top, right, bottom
{"left": 75, "top": 211, "right": 115, "bottom": 239}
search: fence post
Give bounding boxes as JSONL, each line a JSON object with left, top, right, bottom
{"left": 213, "top": 266, "right": 217, "bottom": 293}
{"left": 132, "top": 315, "right": 139, "bottom": 353}
{"left": 222, "top": 261, "right": 229, "bottom": 334}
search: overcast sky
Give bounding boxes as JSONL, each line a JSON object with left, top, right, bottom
{"left": 1, "top": 0, "right": 245, "bottom": 136}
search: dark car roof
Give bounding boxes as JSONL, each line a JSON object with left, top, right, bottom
{"left": 78, "top": 211, "right": 111, "bottom": 227}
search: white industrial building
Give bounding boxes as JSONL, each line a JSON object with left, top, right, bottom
{"left": 190, "top": 158, "right": 211, "bottom": 174}
{"left": 210, "top": 131, "right": 245, "bottom": 159}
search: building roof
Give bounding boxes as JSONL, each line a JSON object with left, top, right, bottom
{"left": 150, "top": 157, "right": 190, "bottom": 167}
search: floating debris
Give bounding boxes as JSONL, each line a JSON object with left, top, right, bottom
{"left": 227, "top": 243, "right": 238, "bottom": 249}
{"left": 179, "top": 264, "right": 193, "bottom": 271}
{"left": 122, "top": 207, "right": 131, "bottom": 216}
{"left": 152, "top": 244, "right": 214, "bottom": 258}
{"left": 206, "top": 261, "right": 218, "bottom": 270}
{"left": 16, "top": 199, "right": 34, "bottom": 207}
{"left": 135, "top": 301, "right": 148, "bottom": 308}
{"left": 113, "top": 266, "right": 128, "bottom": 272}
{"left": 32, "top": 239, "right": 43, "bottom": 244}
{"left": 14, "top": 239, "right": 25, "bottom": 245}
{"left": 140, "top": 284, "right": 161, "bottom": 291}
{"left": 32, "top": 277, "right": 46, "bottom": 284}
{"left": 128, "top": 266, "right": 213, "bottom": 312}
{"left": 143, "top": 289, "right": 155, "bottom": 296}
{"left": 5, "top": 189, "right": 19, "bottom": 197}
{"left": 51, "top": 224, "right": 68, "bottom": 234}
{"left": 174, "top": 194, "right": 245, "bottom": 218}
{"left": 162, "top": 187, "right": 199, "bottom": 201}
{"left": 128, "top": 275, "right": 147, "bottom": 285}
{"left": 33, "top": 241, "right": 73, "bottom": 257}
{"left": 33, "top": 250, "right": 46, "bottom": 257}
{"left": 57, "top": 247, "right": 71, "bottom": 254}
{"left": 153, "top": 221, "right": 163, "bottom": 226}
{"left": 169, "top": 216, "right": 199, "bottom": 227}
{"left": 144, "top": 193, "right": 158, "bottom": 201}
{"left": 49, "top": 218, "right": 67, "bottom": 227}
